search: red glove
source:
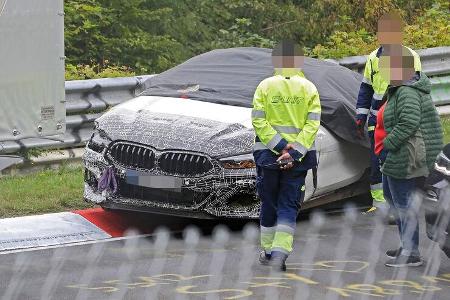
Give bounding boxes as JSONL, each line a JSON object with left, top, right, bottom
{"left": 356, "top": 119, "right": 365, "bottom": 139}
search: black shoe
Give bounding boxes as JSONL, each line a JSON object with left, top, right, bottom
{"left": 385, "top": 255, "right": 423, "bottom": 267}
{"left": 386, "top": 247, "right": 402, "bottom": 259}
{"left": 269, "top": 256, "right": 287, "bottom": 272}
{"left": 259, "top": 251, "right": 271, "bottom": 265}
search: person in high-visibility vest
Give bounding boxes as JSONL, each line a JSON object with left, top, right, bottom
{"left": 252, "top": 40, "right": 321, "bottom": 271}
{"left": 355, "top": 12, "right": 421, "bottom": 217}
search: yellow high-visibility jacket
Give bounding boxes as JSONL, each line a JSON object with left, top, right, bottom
{"left": 252, "top": 68, "right": 321, "bottom": 162}
{"left": 356, "top": 46, "right": 421, "bottom": 131}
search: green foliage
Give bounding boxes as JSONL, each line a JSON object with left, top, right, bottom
{"left": 17, "top": 148, "right": 46, "bottom": 161}
{"left": 212, "top": 18, "right": 275, "bottom": 49}
{"left": 311, "top": 0, "right": 449, "bottom": 59}
{"left": 311, "top": 29, "right": 377, "bottom": 59}
{"left": 64, "top": 0, "right": 446, "bottom": 78}
{"left": 404, "top": 0, "right": 450, "bottom": 49}
{"left": 65, "top": 0, "right": 185, "bottom": 74}
{"left": 17, "top": 148, "right": 67, "bottom": 161}
{"left": 65, "top": 64, "right": 135, "bottom": 80}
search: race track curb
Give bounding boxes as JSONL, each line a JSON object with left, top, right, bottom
{"left": 0, "top": 208, "right": 152, "bottom": 253}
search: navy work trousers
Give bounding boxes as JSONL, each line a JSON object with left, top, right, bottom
{"left": 369, "top": 131, "right": 382, "bottom": 186}
{"left": 256, "top": 165, "right": 307, "bottom": 229}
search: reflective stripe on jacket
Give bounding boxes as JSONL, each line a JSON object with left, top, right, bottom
{"left": 251, "top": 68, "right": 321, "bottom": 162}
{"left": 356, "top": 46, "right": 422, "bottom": 130}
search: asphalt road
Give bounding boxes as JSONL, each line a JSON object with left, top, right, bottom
{"left": 1, "top": 209, "right": 450, "bottom": 300}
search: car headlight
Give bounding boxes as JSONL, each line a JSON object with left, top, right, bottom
{"left": 87, "top": 130, "right": 111, "bottom": 153}
{"left": 219, "top": 153, "right": 256, "bottom": 169}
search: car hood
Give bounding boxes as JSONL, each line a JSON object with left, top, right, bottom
{"left": 95, "top": 96, "right": 255, "bottom": 158}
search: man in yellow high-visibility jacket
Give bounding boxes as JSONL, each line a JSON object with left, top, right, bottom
{"left": 252, "top": 40, "right": 321, "bottom": 271}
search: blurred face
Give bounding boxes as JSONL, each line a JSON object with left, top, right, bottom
{"left": 377, "top": 17, "right": 403, "bottom": 45}
{"left": 272, "top": 55, "right": 304, "bottom": 69}
{"left": 379, "top": 53, "right": 415, "bottom": 85}
{"left": 388, "top": 57, "right": 404, "bottom": 83}
{"left": 272, "top": 40, "right": 304, "bottom": 69}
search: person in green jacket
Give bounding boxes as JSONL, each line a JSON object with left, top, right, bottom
{"left": 356, "top": 12, "right": 421, "bottom": 219}
{"left": 379, "top": 46, "right": 443, "bottom": 267}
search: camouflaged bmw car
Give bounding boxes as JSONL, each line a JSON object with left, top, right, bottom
{"left": 83, "top": 47, "right": 370, "bottom": 219}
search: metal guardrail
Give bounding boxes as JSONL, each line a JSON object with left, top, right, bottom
{"left": 65, "top": 75, "right": 154, "bottom": 115}
{"left": 336, "top": 46, "right": 450, "bottom": 106}
{"left": 0, "top": 75, "right": 153, "bottom": 155}
{"left": 430, "top": 75, "right": 450, "bottom": 106}
{"left": 0, "top": 47, "right": 449, "bottom": 155}
{"left": 336, "top": 46, "right": 450, "bottom": 76}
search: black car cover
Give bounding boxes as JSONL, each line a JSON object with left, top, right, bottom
{"left": 139, "top": 47, "right": 369, "bottom": 148}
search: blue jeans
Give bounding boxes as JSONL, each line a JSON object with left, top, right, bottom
{"left": 383, "top": 174, "right": 420, "bottom": 256}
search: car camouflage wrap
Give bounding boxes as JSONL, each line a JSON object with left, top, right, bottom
{"left": 138, "top": 47, "right": 368, "bottom": 149}
{"left": 94, "top": 109, "right": 255, "bottom": 158}
{"left": 83, "top": 47, "right": 370, "bottom": 218}
{"left": 83, "top": 112, "right": 259, "bottom": 218}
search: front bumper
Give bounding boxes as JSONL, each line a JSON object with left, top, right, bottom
{"left": 83, "top": 147, "right": 260, "bottom": 219}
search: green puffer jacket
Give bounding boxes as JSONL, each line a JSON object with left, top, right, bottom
{"left": 382, "top": 72, "right": 443, "bottom": 179}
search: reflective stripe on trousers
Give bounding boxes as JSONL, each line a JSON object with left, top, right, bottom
{"left": 257, "top": 166, "right": 307, "bottom": 255}
{"left": 260, "top": 224, "right": 295, "bottom": 254}
{"left": 272, "top": 223, "right": 295, "bottom": 254}
{"left": 371, "top": 183, "right": 385, "bottom": 203}
{"left": 260, "top": 226, "right": 276, "bottom": 251}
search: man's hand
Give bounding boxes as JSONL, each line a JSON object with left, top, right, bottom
{"left": 277, "top": 152, "right": 294, "bottom": 170}
{"left": 356, "top": 119, "right": 365, "bottom": 139}
{"left": 280, "top": 143, "right": 294, "bottom": 155}
{"left": 285, "top": 143, "right": 294, "bottom": 151}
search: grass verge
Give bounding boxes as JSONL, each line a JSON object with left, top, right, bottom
{"left": 0, "top": 165, "right": 92, "bottom": 218}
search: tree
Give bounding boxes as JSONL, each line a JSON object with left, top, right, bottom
{"left": 64, "top": 0, "right": 444, "bottom": 78}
